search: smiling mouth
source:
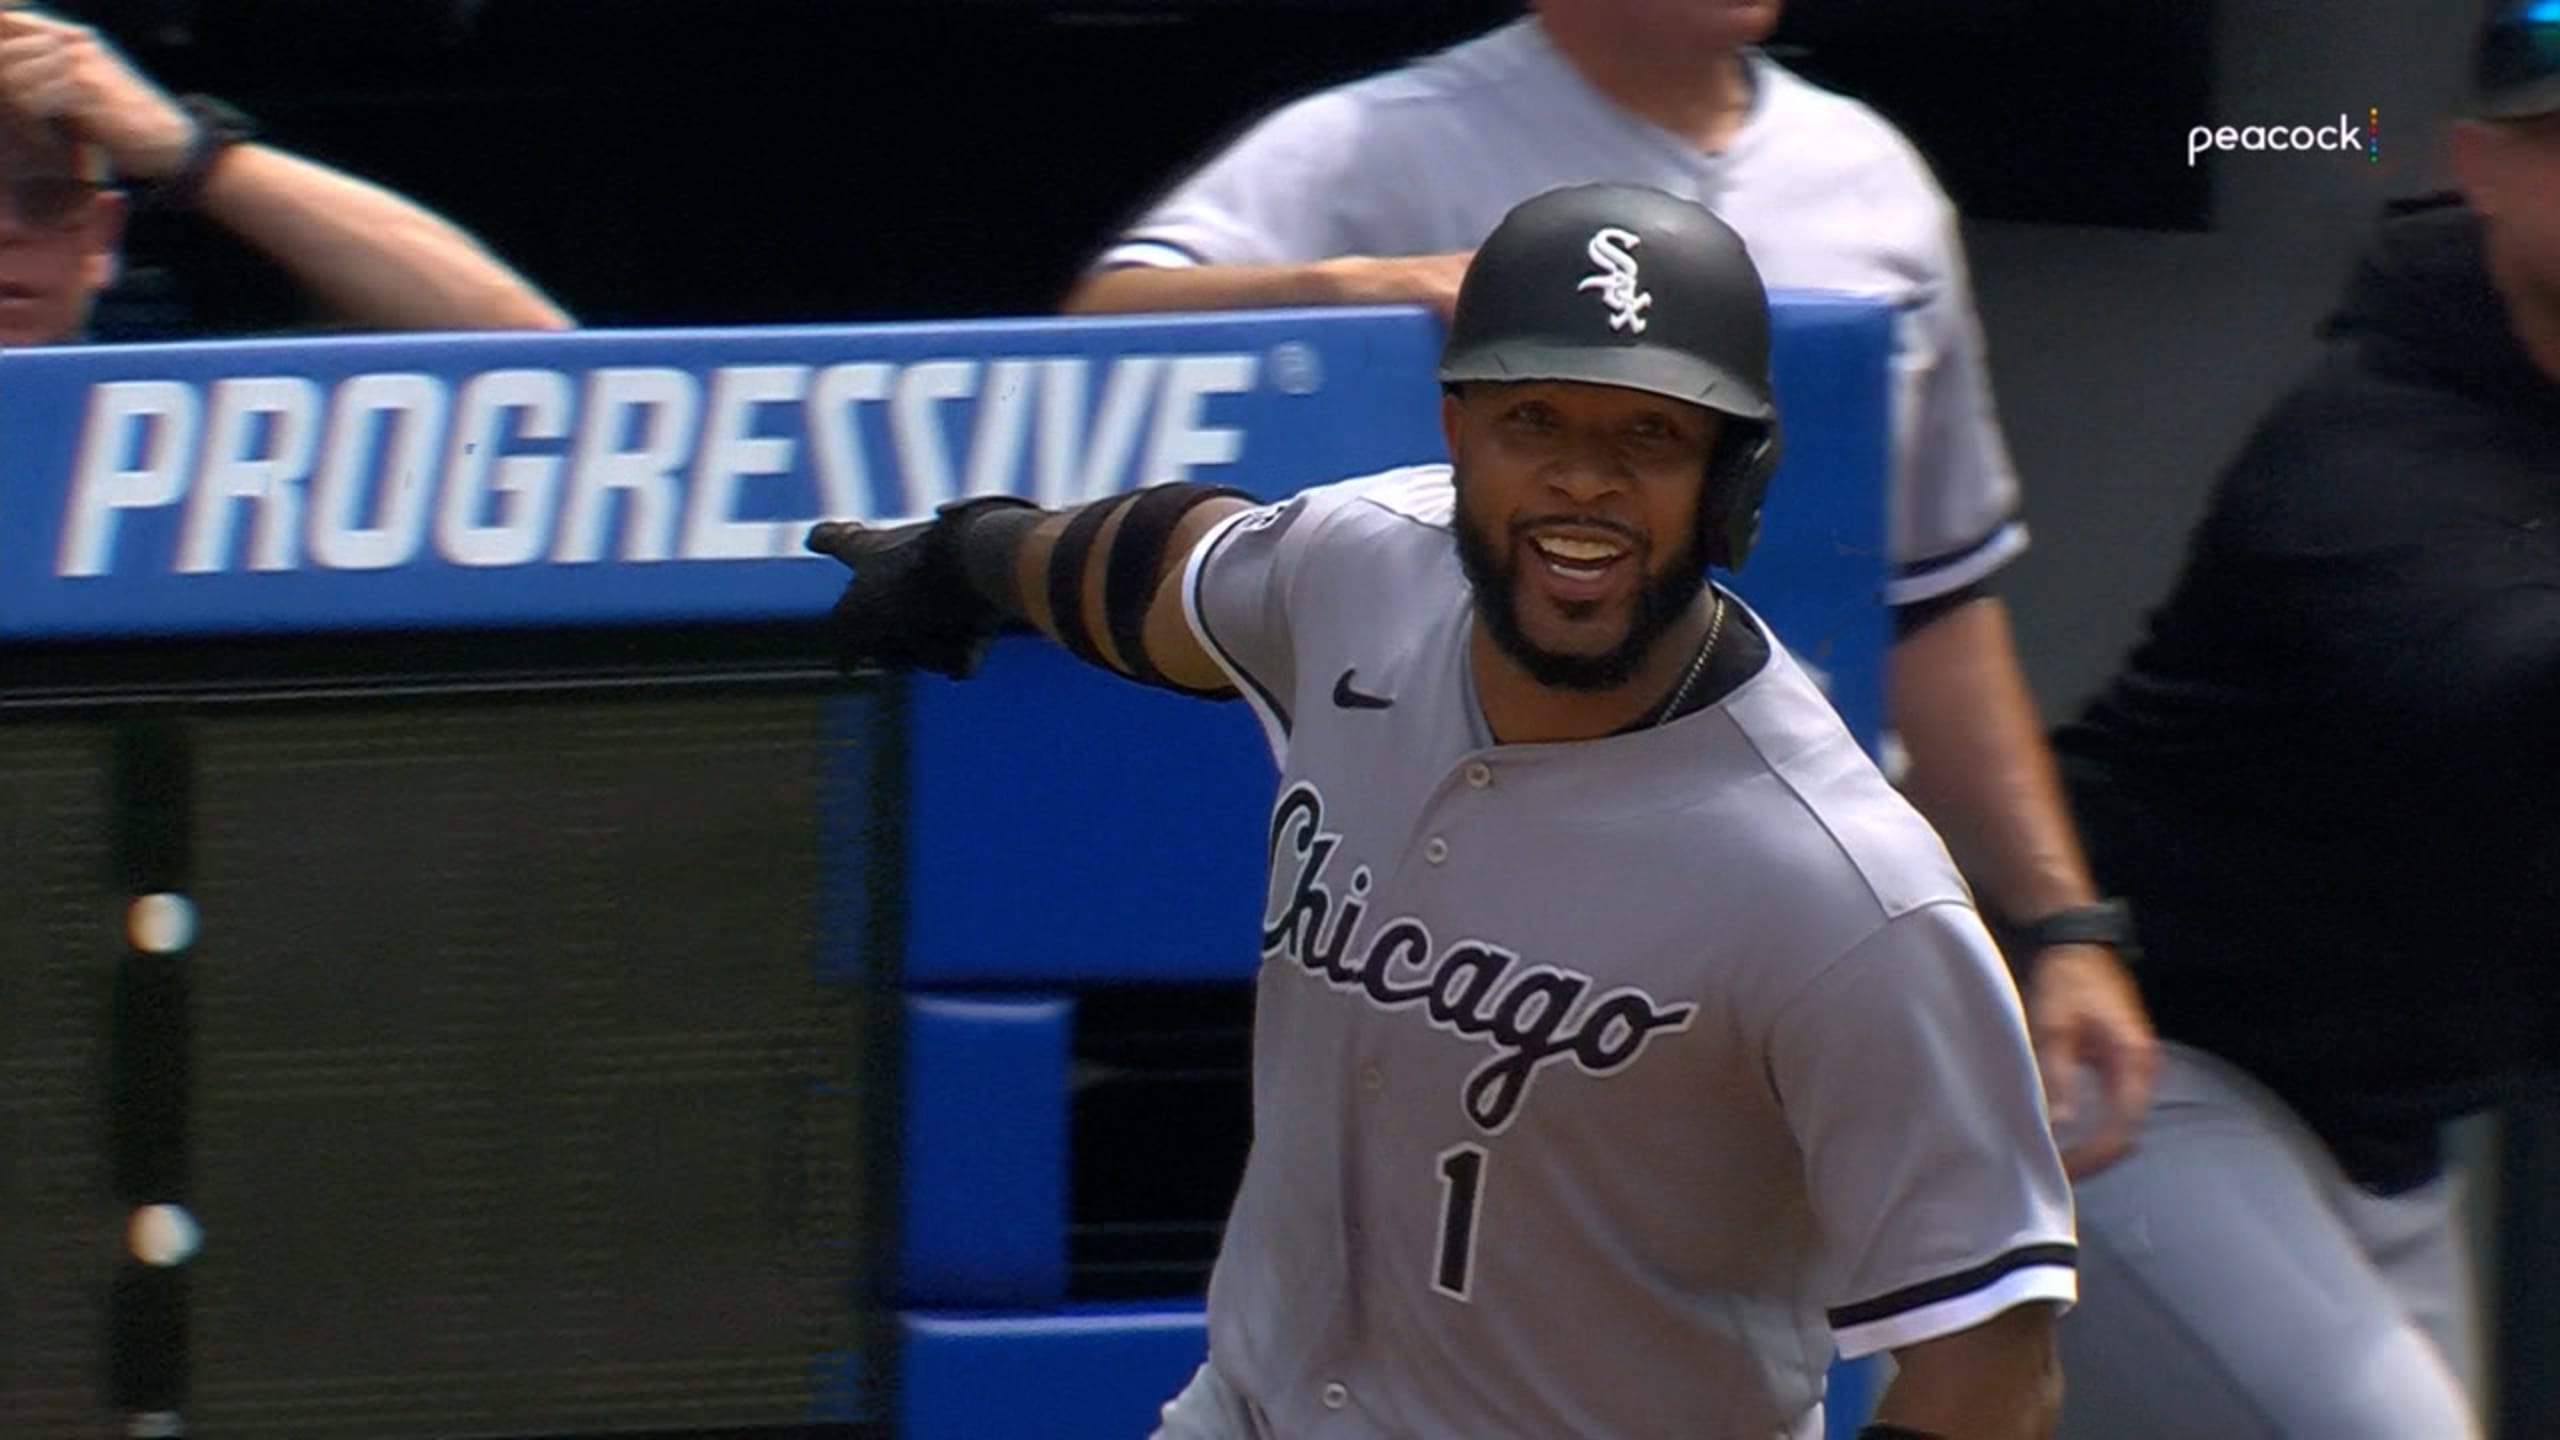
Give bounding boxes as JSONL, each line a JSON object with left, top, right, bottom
{"left": 1526, "top": 532, "right": 1633, "bottom": 584}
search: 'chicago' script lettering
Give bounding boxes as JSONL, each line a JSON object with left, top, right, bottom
{"left": 1262, "top": 782, "right": 1696, "bottom": 1133}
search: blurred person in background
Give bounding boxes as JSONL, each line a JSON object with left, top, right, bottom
{"left": 2046, "top": 3, "right": 2560, "bottom": 1435}
{"left": 1064, "top": 0, "right": 2159, "bottom": 1177}
{"left": 0, "top": 4, "right": 568, "bottom": 348}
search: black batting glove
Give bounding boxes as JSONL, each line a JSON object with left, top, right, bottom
{"left": 804, "top": 498, "right": 1034, "bottom": 680}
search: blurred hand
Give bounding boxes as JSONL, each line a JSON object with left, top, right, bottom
{"left": 0, "top": 9, "right": 196, "bottom": 179}
{"left": 1322, "top": 251, "right": 1473, "bottom": 317}
{"left": 2027, "top": 943, "right": 2160, "bottom": 1178}
{"left": 805, "top": 496, "right": 1036, "bottom": 680}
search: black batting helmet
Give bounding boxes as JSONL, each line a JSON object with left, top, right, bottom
{"left": 1439, "top": 182, "right": 1782, "bottom": 570}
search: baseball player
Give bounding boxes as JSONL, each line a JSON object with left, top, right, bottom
{"left": 1064, "top": 0, "right": 2161, "bottom": 1179}
{"left": 812, "top": 184, "right": 2075, "bottom": 1440}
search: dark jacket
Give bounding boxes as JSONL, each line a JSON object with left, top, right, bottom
{"left": 2053, "top": 192, "right": 2560, "bottom": 1192}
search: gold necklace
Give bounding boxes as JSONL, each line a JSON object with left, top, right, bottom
{"left": 1651, "top": 593, "right": 1727, "bottom": 728}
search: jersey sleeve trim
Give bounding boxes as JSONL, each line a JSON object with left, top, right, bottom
{"left": 1829, "top": 1241, "right": 2078, "bottom": 1358}
{"left": 1097, "top": 238, "right": 1206, "bottom": 270}
{"left": 1891, "top": 577, "right": 1996, "bottom": 640}
{"left": 1886, "top": 517, "right": 2029, "bottom": 607}
{"left": 1180, "top": 507, "right": 1292, "bottom": 757}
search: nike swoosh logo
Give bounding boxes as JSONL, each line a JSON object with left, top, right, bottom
{"left": 1332, "top": 668, "right": 1393, "bottom": 710}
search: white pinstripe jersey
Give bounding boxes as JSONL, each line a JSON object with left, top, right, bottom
{"left": 1176, "top": 468, "right": 2075, "bottom": 1439}
{"left": 1105, "top": 18, "right": 2028, "bottom": 606}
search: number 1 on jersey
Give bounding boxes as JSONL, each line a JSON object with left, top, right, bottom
{"left": 1433, "top": 1142, "right": 1488, "bottom": 1301}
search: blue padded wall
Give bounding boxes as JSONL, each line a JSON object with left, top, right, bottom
{"left": 901, "top": 1305, "right": 1212, "bottom": 1440}
{"left": 899, "top": 995, "right": 1072, "bottom": 1310}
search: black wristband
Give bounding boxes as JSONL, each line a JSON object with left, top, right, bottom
{"left": 135, "top": 95, "right": 257, "bottom": 214}
{"left": 1856, "top": 1426, "right": 1947, "bottom": 1440}
{"left": 2013, "top": 898, "right": 2138, "bottom": 958}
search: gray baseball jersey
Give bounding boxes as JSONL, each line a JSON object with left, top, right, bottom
{"left": 1106, "top": 18, "right": 2025, "bottom": 607}
{"left": 1171, "top": 467, "right": 2076, "bottom": 1439}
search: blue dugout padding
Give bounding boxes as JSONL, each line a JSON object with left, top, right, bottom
{"left": 0, "top": 312, "right": 1444, "bottom": 637}
{"left": 901, "top": 1305, "right": 1210, "bottom": 1440}
{"left": 900, "top": 995, "right": 1072, "bottom": 1310}
{"left": 0, "top": 300, "right": 1894, "bottom": 1439}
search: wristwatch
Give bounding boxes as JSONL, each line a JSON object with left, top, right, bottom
{"left": 2013, "top": 898, "right": 2139, "bottom": 959}
{"left": 135, "top": 95, "right": 259, "bottom": 213}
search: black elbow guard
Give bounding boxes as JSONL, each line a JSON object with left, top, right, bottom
{"left": 1050, "top": 482, "right": 1255, "bottom": 696}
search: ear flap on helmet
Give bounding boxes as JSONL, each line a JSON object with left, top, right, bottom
{"left": 1702, "top": 419, "right": 1781, "bottom": 571}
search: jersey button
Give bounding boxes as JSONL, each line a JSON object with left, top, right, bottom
{"left": 1361, "top": 1065, "right": 1384, "bottom": 1093}
{"left": 1322, "top": 1382, "right": 1349, "bottom": 1410}
{"left": 1425, "top": 836, "right": 1449, "bottom": 864}
{"left": 1463, "top": 762, "right": 1492, "bottom": 788}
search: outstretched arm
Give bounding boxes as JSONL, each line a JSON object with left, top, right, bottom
{"left": 806, "top": 485, "right": 1256, "bottom": 692}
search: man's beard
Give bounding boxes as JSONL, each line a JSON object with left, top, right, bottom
{"left": 1455, "top": 501, "right": 1711, "bottom": 693}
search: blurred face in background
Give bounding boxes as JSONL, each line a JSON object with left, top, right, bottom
{"left": 0, "top": 109, "right": 120, "bottom": 348}
{"left": 1534, "top": 0, "right": 1785, "bottom": 59}
{"left": 2452, "top": 108, "right": 2560, "bottom": 380}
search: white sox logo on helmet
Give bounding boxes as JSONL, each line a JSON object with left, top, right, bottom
{"left": 1576, "top": 226, "right": 1652, "bottom": 334}
{"left": 1261, "top": 782, "right": 1696, "bottom": 1134}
